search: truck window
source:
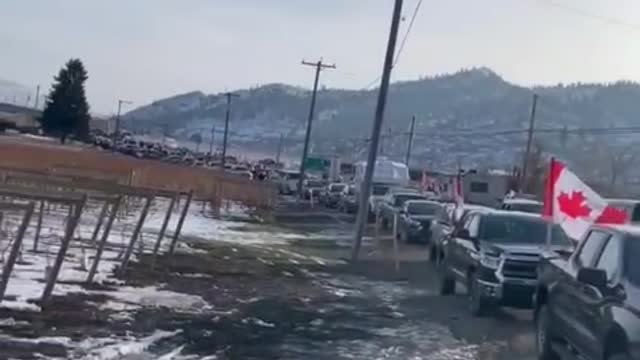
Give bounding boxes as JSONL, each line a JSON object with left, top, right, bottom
{"left": 624, "top": 238, "right": 640, "bottom": 286}
{"left": 394, "top": 194, "right": 425, "bottom": 207}
{"left": 632, "top": 205, "right": 640, "bottom": 223}
{"left": 468, "top": 215, "right": 481, "bottom": 238}
{"left": 595, "top": 235, "right": 622, "bottom": 282}
{"left": 372, "top": 185, "right": 389, "bottom": 196}
{"left": 576, "top": 231, "right": 610, "bottom": 268}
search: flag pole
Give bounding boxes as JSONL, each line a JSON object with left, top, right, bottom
{"left": 544, "top": 157, "right": 555, "bottom": 248}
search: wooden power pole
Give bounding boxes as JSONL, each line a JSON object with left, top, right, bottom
{"left": 405, "top": 115, "right": 416, "bottom": 165}
{"left": 352, "top": 0, "right": 404, "bottom": 262}
{"left": 297, "top": 59, "right": 336, "bottom": 195}
{"left": 221, "top": 92, "right": 239, "bottom": 169}
{"left": 521, "top": 93, "right": 538, "bottom": 192}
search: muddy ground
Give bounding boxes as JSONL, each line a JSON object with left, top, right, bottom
{"left": 0, "top": 199, "right": 536, "bottom": 360}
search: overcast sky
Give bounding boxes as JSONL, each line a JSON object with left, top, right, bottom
{"left": 2, "top": 0, "right": 640, "bottom": 113}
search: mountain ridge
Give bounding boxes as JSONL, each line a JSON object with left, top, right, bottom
{"left": 121, "top": 67, "right": 640, "bottom": 173}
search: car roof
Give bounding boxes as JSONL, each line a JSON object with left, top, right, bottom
{"left": 388, "top": 187, "right": 419, "bottom": 194}
{"left": 590, "top": 224, "right": 640, "bottom": 237}
{"left": 485, "top": 209, "right": 543, "bottom": 219}
{"left": 502, "top": 198, "right": 542, "bottom": 205}
{"left": 606, "top": 198, "right": 640, "bottom": 205}
{"left": 405, "top": 199, "right": 442, "bottom": 206}
{"left": 392, "top": 192, "right": 426, "bottom": 198}
{"left": 463, "top": 204, "right": 494, "bottom": 211}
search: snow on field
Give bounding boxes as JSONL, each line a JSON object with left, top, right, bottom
{"left": 0, "top": 197, "right": 353, "bottom": 359}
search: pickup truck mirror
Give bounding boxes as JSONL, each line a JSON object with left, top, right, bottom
{"left": 577, "top": 267, "right": 607, "bottom": 289}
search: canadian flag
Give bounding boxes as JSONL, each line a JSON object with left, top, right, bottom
{"left": 543, "top": 158, "right": 627, "bottom": 241}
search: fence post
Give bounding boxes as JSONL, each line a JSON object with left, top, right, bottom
{"left": 41, "top": 195, "right": 86, "bottom": 304}
{"left": 89, "top": 201, "right": 109, "bottom": 245}
{"left": 150, "top": 194, "right": 177, "bottom": 268}
{"left": 0, "top": 203, "right": 34, "bottom": 302}
{"left": 119, "top": 195, "right": 153, "bottom": 275}
{"left": 87, "top": 197, "right": 121, "bottom": 283}
{"left": 168, "top": 190, "right": 193, "bottom": 255}
{"left": 374, "top": 208, "right": 380, "bottom": 243}
{"left": 32, "top": 201, "right": 45, "bottom": 252}
{"left": 393, "top": 213, "right": 400, "bottom": 273}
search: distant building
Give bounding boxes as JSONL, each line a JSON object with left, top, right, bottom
{"left": 0, "top": 102, "right": 41, "bottom": 132}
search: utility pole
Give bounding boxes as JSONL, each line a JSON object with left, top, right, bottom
{"left": 520, "top": 93, "right": 538, "bottom": 192}
{"left": 221, "top": 92, "right": 239, "bottom": 169}
{"left": 297, "top": 59, "right": 336, "bottom": 195}
{"left": 208, "top": 125, "right": 216, "bottom": 158}
{"left": 114, "top": 99, "right": 133, "bottom": 140}
{"left": 276, "top": 133, "right": 284, "bottom": 165}
{"left": 34, "top": 85, "right": 40, "bottom": 110}
{"left": 352, "top": 0, "right": 404, "bottom": 262}
{"left": 405, "top": 115, "right": 416, "bottom": 165}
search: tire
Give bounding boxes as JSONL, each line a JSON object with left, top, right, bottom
{"left": 428, "top": 244, "right": 438, "bottom": 262}
{"left": 468, "top": 272, "right": 490, "bottom": 317}
{"left": 400, "top": 230, "right": 409, "bottom": 244}
{"left": 535, "top": 305, "right": 559, "bottom": 360}
{"left": 438, "top": 259, "right": 456, "bottom": 295}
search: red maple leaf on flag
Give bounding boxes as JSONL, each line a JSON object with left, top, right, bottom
{"left": 557, "top": 191, "right": 592, "bottom": 219}
{"left": 596, "top": 206, "right": 628, "bottom": 224}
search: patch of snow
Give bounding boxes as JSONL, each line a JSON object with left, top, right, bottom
{"left": 242, "top": 317, "right": 275, "bottom": 328}
{"left": 80, "top": 330, "right": 181, "bottom": 359}
{"left": 99, "top": 286, "right": 211, "bottom": 313}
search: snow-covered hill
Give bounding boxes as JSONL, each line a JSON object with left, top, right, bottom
{"left": 122, "top": 68, "right": 640, "bottom": 171}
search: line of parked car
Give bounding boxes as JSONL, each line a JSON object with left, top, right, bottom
{"left": 91, "top": 131, "right": 278, "bottom": 179}
{"left": 430, "top": 201, "right": 640, "bottom": 360}
{"left": 294, "top": 179, "right": 640, "bottom": 360}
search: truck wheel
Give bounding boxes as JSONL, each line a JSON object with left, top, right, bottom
{"left": 468, "top": 272, "right": 490, "bottom": 317}
{"left": 428, "top": 244, "right": 438, "bottom": 262}
{"left": 438, "top": 260, "right": 456, "bottom": 295}
{"left": 536, "top": 305, "right": 559, "bottom": 360}
{"left": 400, "top": 230, "right": 409, "bottom": 244}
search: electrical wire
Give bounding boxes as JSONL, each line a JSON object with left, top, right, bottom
{"left": 362, "top": 0, "right": 424, "bottom": 90}
{"left": 536, "top": 0, "right": 640, "bottom": 32}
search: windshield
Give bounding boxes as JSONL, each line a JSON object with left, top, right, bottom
{"left": 394, "top": 194, "right": 426, "bottom": 207}
{"left": 330, "top": 184, "right": 346, "bottom": 192}
{"left": 480, "top": 215, "right": 571, "bottom": 245}
{"left": 372, "top": 185, "right": 389, "bottom": 196}
{"left": 306, "top": 180, "right": 324, "bottom": 187}
{"left": 507, "top": 203, "right": 542, "bottom": 214}
{"left": 407, "top": 202, "right": 441, "bottom": 215}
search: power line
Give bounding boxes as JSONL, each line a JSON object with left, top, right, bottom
{"left": 393, "top": 0, "right": 423, "bottom": 68}
{"left": 536, "top": 0, "right": 640, "bottom": 32}
{"left": 361, "top": 0, "right": 423, "bottom": 90}
{"left": 409, "top": 126, "right": 640, "bottom": 138}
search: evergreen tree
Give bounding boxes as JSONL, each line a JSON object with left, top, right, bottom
{"left": 40, "top": 59, "right": 90, "bottom": 143}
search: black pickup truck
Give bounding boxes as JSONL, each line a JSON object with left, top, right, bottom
{"left": 378, "top": 192, "right": 427, "bottom": 229}
{"left": 534, "top": 225, "right": 640, "bottom": 360}
{"left": 438, "top": 210, "right": 573, "bottom": 316}
{"left": 396, "top": 200, "right": 447, "bottom": 244}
